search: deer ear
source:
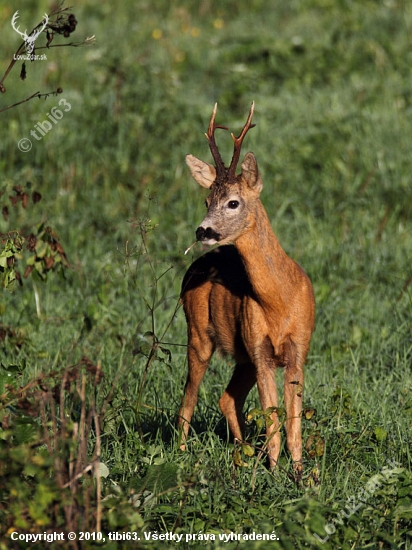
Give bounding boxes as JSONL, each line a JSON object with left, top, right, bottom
{"left": 241, "top": 152, "right": 263, "bottom": 193}
{"left": 186, "top": 154, "right": 216, "bottom": 189}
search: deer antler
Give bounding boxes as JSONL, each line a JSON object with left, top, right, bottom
{"left": 27, "top": 14, "right": 49, "bottom": 45}
{"left": 205, "top": 103, "right": 229, "bottom": 180}
{"left": 11, "top": 11, "right": 28, "bottom": 40}
{"left": 227, "top": 101, "right": 256, "bottom": 180}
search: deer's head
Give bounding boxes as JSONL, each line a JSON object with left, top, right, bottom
{"left": 186, "top": 102, "right": 262, "bottom": 246}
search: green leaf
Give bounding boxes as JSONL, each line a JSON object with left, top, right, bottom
{"left": 374, "top": 426, "right": 387, "bottom": 441}
{"left": 95, "top": 461, "right": 110, "bottom": 479}
{"left": 242, "top": 443, "right": 255, "bottom": 457}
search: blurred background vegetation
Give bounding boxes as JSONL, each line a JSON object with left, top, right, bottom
{"left": 0, "top": 0, "right": 411, "bottom": 548}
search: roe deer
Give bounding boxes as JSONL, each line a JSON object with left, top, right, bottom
{"left": 178, "top": 102, "right": 315, "bottom": 479}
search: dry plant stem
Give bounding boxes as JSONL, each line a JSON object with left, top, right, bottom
{"left": 99, "top": 342, "right": 127, "bottom": 419}
{"left": 94, "top": 408, "right": 102, "bottom": 534}
{"left": 135, "top": 347, "right": 157, "bottom": 439}
{"left": 1, "top": 317, "right": 117, "bottom": 532}
{"left": 39, "top": 398, "right": 52, "bottom": 453}
{"left": 51, "top": 393, "right": 58, "bottom": 446}
{"left": 61, "top": 464, "right": 93, "bottom": 490}
{"left": 69, "top": 422, "right": 78, "bottom": 485}
{"left": 0, "top": 89, "right": 62, "bottom": 114}
{"left": 54, "top": 360, "right": 103, "bottom": 534}
{"left": 134, "top": 295, "right": 181, "bottom": 436}
{"left": 125, "top": 217, "right": 181, "bottom": 436}
{"left": 60, "top": 365, "right": 68, "bottom": 427}
{"left": 35, "top": 39, "right": 95, "bottom": 50}
{"left": 74, "top": 375, "right": 90, "bottom": 494}
{"left": 0, "top": 42, "right": 25, "bottom": 90}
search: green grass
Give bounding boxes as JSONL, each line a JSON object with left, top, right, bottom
{"left": 1, "top": 0, "right": 412, "bottom": 548}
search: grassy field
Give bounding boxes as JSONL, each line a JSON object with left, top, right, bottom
{"left": 1, "top": 0, "right": 412, "bottom": 548}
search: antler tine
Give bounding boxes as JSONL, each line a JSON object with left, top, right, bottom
{"left": 227, "top": 101, "right": 256, "bottom": 179}
{"left": 204, "top": 103, "right": 228, "bottom": 178}
{"left": 11, "top": 11, "right": 26, "bottom": 38}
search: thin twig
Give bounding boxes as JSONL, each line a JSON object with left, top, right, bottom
{"left": 0, "top": 89, "right": 62, "bottom": 114}
{"left": 61, "top": 464, "right": 93, "bottom": 489}
{"left": 94, "top": 405, "right": 102, "bottom": 533}
{"left": 35, "top": 37, "right": 96, "bottom": 50}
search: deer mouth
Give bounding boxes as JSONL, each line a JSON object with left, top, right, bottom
{"left": 195, "top": 226, "right": 221, "bottom": 244}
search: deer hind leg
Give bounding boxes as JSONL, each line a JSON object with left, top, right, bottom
{"left": 283, "top": 339, "right": 305, "bottom": 480}
{"left": 178, "top": 335, "right": 214, "bottom": 450}
{"left": 219, "top": 362, "right": 256, "bottom": 442}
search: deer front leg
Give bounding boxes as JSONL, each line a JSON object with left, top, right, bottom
{"left": 178, "top": 338, "right": 213, "bottom": 450}
{"left": 284, "top": 347, "right": 305, "bottom": 481}
{"left": 254, "top": 336, "right": 281, "bottom": 469}
{"left": 255, "top": 369, "right": 280, "bottom": 468}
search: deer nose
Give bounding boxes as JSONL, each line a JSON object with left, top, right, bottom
{"left": 196, "top": 226, "right": 220, "bottom": 242}
{"left": 196, "top": 226, "right": 207, "bottom": 241}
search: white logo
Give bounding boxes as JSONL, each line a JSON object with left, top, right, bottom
{"left": 11, "top": 11, "right": 48, "bottom": 54}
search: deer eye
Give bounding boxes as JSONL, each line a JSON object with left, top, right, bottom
{"left": 227, "top": 200, "right": 239, "bottom": 209}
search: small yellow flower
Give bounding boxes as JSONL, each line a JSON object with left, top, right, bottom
{"left": 152, "top": 28, "right": 162, "bottom": 40}
{"left": 213, "top": 18, "right": 224, "bottom": 29}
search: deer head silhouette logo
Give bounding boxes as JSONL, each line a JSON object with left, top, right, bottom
{"left": 11, "top": 11, "right": 48, "bottom": 55}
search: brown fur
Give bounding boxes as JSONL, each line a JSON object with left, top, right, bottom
{"left": 178, "top": 105, "right": 315, "bottom": 478}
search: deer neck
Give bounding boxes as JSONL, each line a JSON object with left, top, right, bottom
{"left": 234, "top": 200, "right": 292, "bottom": 306}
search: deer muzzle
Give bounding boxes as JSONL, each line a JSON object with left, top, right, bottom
{"left": 196, "top": 226, "right": 221, "bottom": 244}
